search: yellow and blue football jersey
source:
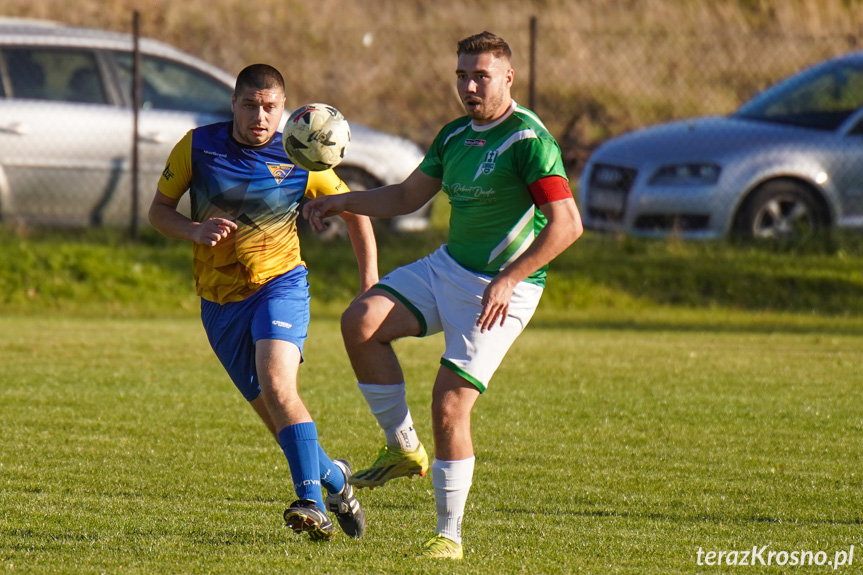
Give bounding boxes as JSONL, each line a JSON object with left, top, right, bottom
{"left": 158, "top": 121, "right": 348, "bottom": 304}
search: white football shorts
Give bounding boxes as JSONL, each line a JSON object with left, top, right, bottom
{"left": 375, "top": 245, "right": 543, "bottom": 392}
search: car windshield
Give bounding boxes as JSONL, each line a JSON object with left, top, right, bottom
{"left": 111, "top": 51, "right": 233, "bottom": 115}
{"left": 734, "top": 58, "right": 863, "bottom": 131}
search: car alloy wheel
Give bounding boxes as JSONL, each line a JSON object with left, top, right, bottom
{"left": 736, "top": 180, "right": 825, "bottom": 240}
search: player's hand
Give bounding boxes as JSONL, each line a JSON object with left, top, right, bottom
{"left": 477, "top": 276, "right": 516, "bottom": 332}
{"left": 192, "top": 217, "right": 236, "bottom": 246}
{"left": 303, "top": 195, "right": 347, "bottom": 233}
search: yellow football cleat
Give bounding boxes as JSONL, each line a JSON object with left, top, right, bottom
{"left": 348, "top": 443, "right": 429, "bottom": 488}
{"left": 420, "top": 534, "right": 463, "bottom": 559}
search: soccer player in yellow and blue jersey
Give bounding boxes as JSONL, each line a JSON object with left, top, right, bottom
{"left": 149, "top": 64, "right": 377, "bottom": 541}
{"left": 303, "top": 33, "right": 583, "bottom": 558}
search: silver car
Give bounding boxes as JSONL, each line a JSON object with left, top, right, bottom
{"left": 579, "top": 51, "right": 863, "bottom": 239}
{"left": 0, "top": 17, "right": 428, "bottom": 231}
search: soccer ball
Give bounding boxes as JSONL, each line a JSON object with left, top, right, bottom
{"left": 282, "top": 103, "right": 351, "bottom": 171}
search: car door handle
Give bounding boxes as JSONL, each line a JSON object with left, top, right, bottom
{"left": 0, "top": 122, "right": 29, "bottom": 135}
{"left": 138, "top": 131, "right": 168, "bottom": 144}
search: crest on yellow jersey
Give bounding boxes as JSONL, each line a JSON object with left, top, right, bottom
{"left": 267, "top": 163, "right": 294, "bottom": 185}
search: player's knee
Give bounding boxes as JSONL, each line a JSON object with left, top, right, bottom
{"left": 341, "top": 300, "right": 382, "bottom": 344}
{"left": 431, "top": 392, "right": 470, "bottom": 425}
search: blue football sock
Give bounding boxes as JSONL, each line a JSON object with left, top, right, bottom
{"left": 277, "top": 422, "right": 325, "bottom": 509}
{"left": 318, "top": 445, "right": 346, "bottom": 495}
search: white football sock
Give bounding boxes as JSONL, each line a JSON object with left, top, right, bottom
{"left": 431, "top": 456, "right": 475, "bottom": 544}
{"left": 357, "top": 382, "right": 420, "bottom": 451}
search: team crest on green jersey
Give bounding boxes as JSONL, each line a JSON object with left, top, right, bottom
{"left": 480, "top": 150, "right": 499, "bottom": 175}
{"left": 267, "top": 163, "right": 294, "bottom": 184}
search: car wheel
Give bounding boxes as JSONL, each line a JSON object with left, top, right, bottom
{"left": 735, "top": 180, "right": 826, "bottom": 240}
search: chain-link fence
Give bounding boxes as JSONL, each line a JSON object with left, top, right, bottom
{"left": 1, "top": 11, "right": 861, "bottom": 238}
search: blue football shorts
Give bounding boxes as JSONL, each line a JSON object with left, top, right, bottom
{"left": 200, "top": 266, "right": 310, "bottom": 401}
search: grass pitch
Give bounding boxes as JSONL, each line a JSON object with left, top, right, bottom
{"left": 1, "top": 313, "right": 861, "bottom": 574}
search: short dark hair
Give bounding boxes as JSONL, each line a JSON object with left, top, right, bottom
{"left": 457, "top": 31, "right": 512, "bottom": 61}
{"left": 234, "top": 64, "right": 285, "bottom": 95}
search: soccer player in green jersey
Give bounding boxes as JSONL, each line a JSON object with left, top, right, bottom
{"left": 303, "top": 32, "right": 583, "bottom": 558}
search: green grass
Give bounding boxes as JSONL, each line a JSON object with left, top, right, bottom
{"left": 4, "top": 226, "right": 863, "bottom": 318}
{"left": 2, "top": 229, "right": 863, "bottom": 572}
{"left": 1, "top": 315, "right": 862, "bottom": 574}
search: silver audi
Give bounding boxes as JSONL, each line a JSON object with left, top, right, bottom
{"left": 579, "top": 51, "right": 863, "bottom": 239}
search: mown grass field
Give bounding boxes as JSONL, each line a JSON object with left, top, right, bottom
{"left": 2, "top": 229, "right": 863, "bottom": 573}
{"left": 2, "top": 313, "right": 862, "bottom": 574}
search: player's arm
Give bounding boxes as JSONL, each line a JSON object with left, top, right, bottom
{"left": 339, "top": 210, "right": 379, "bottom": 294}
{"left": 302, "top": 167, "right": 440, "bottom": 233}
{"left": 477, "top": 176, "right": 583, "bottom": 332}
{"left": 148, "top": 132, "right": 236, "bottom": 246}
{"left": 149, "top": 191, "right": 237, "bottom": 247}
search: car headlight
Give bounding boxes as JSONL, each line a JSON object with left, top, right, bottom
{"left": 649, "top": 163, "right": 721, "bottom": 186}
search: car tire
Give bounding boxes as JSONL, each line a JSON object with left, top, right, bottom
{"left": 734, "top": 180, "right": 827, "bottom": 240}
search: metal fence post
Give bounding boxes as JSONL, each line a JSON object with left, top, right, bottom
{"left": 130, "top": 10, "right": 141, "bottom": 241}
{"left": 529, "top": 15, "right": 537, "bottom": 112}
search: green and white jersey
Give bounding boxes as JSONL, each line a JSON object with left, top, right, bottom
{"left": 419, "top": 101, "right": 567, "bottom": 287}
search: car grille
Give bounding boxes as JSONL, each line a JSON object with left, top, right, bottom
{"left": 633, "top": 214, "right": 710, "bottom": 231}
{"left": 585, "top": 163, "right": 637, "bottom": 224}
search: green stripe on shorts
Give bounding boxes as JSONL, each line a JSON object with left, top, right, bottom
{"left": 440, "top": 358, "right": 487, "bottom": 393}
{"left": 373, "top": 283, "right": 428, "bottom": 336}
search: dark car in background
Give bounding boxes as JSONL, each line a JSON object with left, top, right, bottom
{"left": 579, "top": 51, "right": 863, "bottom": 240}
{"left": 0, "top": 18, "right": 429, "bottom": 231}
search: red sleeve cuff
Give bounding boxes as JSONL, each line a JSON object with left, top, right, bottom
{"left": 528, "top": 175, "right": 573, "bottom": 206}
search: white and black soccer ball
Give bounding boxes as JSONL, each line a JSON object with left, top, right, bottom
{"left": 282, "top": 103, "right": 351, "bottom": 171}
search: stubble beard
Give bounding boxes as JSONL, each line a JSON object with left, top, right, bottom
{"left": 464, "top": 87, "right": 507, "bottom": 124}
